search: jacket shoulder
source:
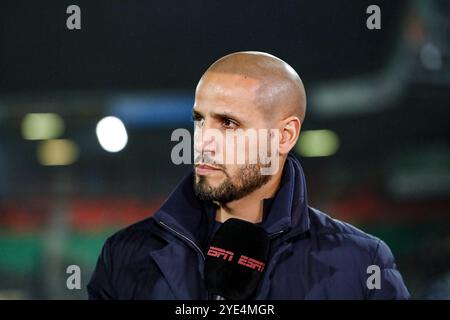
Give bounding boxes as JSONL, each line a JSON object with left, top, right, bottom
{"left": 307, "top": 207, "right": 386, "bottom": 265}
{"left": 309, "top": 207, "right": 380, "bottom": 242}
{"left": 104, "top": 215, "right": 166, "bottom": 262}
{"left": 304, "top": 207, "right": 409, "bottom": 299}
{"left": 87, "top": 215, "right": 167, "bottom": 299}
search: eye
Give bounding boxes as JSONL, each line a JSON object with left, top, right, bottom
{"left": 222, "top": 118, "right": 239, "bottom": 129}
{"left": 192, "top": 114, "right": 204, "bottom": 125}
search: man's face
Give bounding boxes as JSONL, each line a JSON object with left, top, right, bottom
{"left": 192, "top": 72, "right": 277, "bottom": 204}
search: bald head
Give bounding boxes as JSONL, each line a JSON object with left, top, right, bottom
{"left": 197, "top": 51, "right": 307, "bottom": 123}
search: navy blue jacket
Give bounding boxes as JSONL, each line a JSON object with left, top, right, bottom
{"left": 87, "top": 154, "right": 410, "bottom": 299}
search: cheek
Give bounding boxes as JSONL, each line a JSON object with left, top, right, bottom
{"left": 247, "top": 137, "right": 260, "bottom": 163}
{"left": 222, "top": 132, "right": 260, "bottom": 164}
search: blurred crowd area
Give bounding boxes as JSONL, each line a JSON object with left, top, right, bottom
{"left": 0, "top": 0, "right": 449, "bottom": 299}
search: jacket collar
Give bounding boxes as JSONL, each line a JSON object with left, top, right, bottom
{"left": 154, "top": 152, "right": 310, "bottom": 245}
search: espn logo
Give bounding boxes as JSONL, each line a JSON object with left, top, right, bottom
{"left": 207, "top": 246, "right": 265, "bottom": 272}
{"left": 238, "top": 255, "right": 265, "bottom": 272}
{"left": 207, "top": 246, "right": 234, "bottom": 262}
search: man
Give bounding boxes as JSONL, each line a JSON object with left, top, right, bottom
{"left": 87, "top": 51, "right": 410, "bottom": 299}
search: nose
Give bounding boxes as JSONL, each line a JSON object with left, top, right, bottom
{"left": 194, "top": 121, "right": 216, "bottom": 155}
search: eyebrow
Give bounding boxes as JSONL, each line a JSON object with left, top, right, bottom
{"left": 192, "top": 108, "right": 244, "bottom": 124}
{"left": 191, "top": 108, "right": 202, "bottom": 119}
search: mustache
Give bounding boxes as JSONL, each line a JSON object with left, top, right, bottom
{"left": 194, "top": 154, "right": 226, "bottom": 170}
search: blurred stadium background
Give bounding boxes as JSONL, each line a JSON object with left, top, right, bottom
{"left": 0, "top": 0, "right": 449, "bottom": 299}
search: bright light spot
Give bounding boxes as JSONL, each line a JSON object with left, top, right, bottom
{"left": 296, "top": 129, "right": 340, "bottom": 157}
{"left": 420, "top": 42, "right": 443, "bottom": 71}
{"left": 37, "top": 139, "right": 79, "bottom": 166}
{"left": 22, "top": 113, "right": 65, "bottom": 140}
{"left": 96, "top": 116, "right": 128, "bottom": 152}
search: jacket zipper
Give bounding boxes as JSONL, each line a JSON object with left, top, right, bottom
{"left": 268, "top": 229, "right": 286, "bottom": 239}
{"left": 158, "top": 220, "right": 210, "bottom": 299}
{"left": 158, "top": 220, "right": 206, "bottom": 260}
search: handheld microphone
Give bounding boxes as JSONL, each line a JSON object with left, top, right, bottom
{"left": 204, "top": 218, "right": 269, "bottom": 300}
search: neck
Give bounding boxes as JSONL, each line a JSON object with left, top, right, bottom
{"left": 215, "top": 163, "right": 284, "bottom": 224}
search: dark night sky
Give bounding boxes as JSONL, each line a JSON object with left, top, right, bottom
{"left": 0, "top": 0, "right": 405, "bottom": 93}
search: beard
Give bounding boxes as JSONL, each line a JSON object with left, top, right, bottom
{"left": 193, "top": 163, "right": 272, "bottom": 204}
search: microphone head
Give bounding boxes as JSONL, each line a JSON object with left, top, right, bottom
{"left": 205, "top": 218, "right": 269, "bottom": 300}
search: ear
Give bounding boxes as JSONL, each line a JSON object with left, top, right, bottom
{"left": 279, "top": 116, "right": 301, "bottom": 155}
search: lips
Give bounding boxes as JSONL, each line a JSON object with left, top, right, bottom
{"left": 195, "top": 164, "right": 222, "bottom": 175}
